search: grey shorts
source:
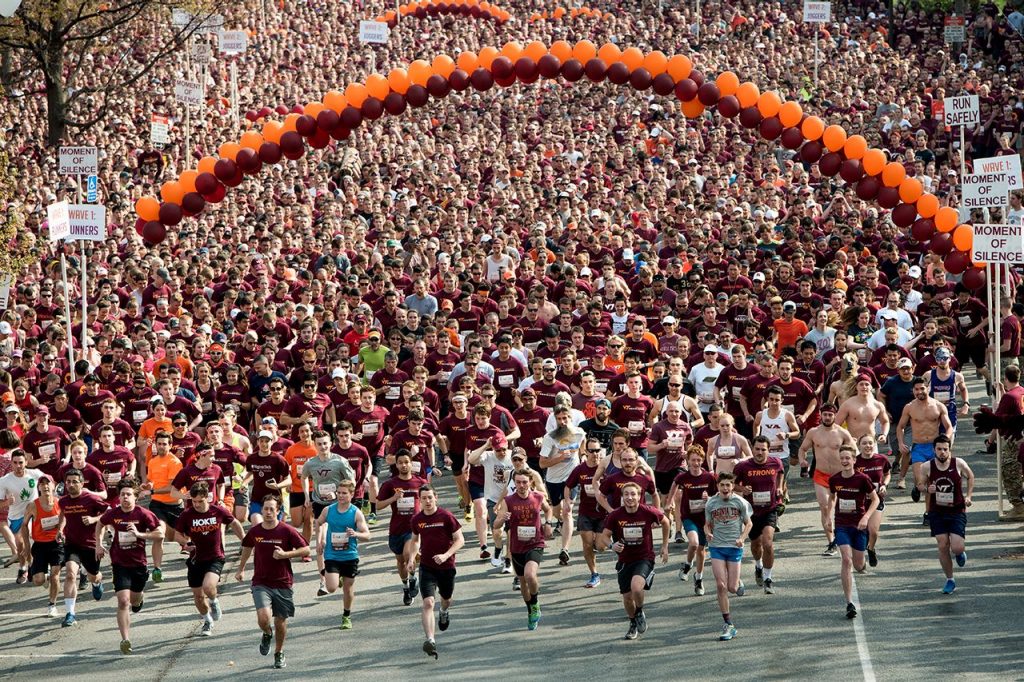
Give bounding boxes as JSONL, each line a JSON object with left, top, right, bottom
{"left": 576, "top": 514, "right": 605, "bottom": 534}
{"left": 252, "top": 585, "right": 295, "bottom": 619}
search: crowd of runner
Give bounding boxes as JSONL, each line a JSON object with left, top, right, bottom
{"left": 1, "top": 0, "right": 1022, "bottom": 668}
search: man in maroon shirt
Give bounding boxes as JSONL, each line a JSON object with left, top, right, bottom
{"left": 171, "top": 445, "right": 225, "bottom": 506}
{"left": 610, "top": 373, "right": 655, "bottom": 459}
{"left": 23, "top": 406, "right": 71, "bottom": 482}
{"left": 733, "top": 436, "right": 785, "bottom": 595}
{"left": 74, "top": 375, "right": 116, "bottom": 432}
{"left": 714, "top": 345, "right": 759, "bottom": 438}
{"left": 58, "top": 469, "right": 108, "bottom": 617}
{"left": 347, "top": 386, "right": 390, "bottom": 518}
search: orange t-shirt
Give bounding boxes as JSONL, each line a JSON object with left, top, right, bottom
{"left": 285, "top": 442, "right": 317, "bottom": 493}
{"left": 773, "top": 318, "right": 809, "bottom": 357}
{"left": 139, "top": 417, "right": 174, "bottom": 465}
{"left": 148, "top": 453, "right": 184, "bottom": 504}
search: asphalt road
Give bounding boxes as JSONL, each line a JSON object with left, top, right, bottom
{"left": 1, "top": 377, "right": 1022, "bottom": 681}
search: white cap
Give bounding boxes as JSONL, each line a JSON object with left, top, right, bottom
{"left": 199, "top": 324, "right": 213, "bottom": 334}
{"left": 908, "top": 265, "right": 922, "bottom": 278}
{"left": 753, "top": 272, "right": 766, "bottom": 282}
{"left": 663, "top": 316, "right": 677, "bottom": 325}
{"left": 331, "top": 368, "right": 346, "bottom": 379}
{"left": 0, "top": 322, "right": 11, "bottom": 334}
{"left": 703, "top": 344, "right": 719, "bottom": 353}
{"left": 897, "top": 358, "right": 913, "bottom": 368}
{"left": 258, "top": 430, "right": 275, "bottom": 440}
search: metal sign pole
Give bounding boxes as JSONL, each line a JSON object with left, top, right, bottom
{"left": 60, "top": 250, "right": 76, "bottom": 381}
{"left": 76, "top": 176, "right": 87, "bottom": 358}
{"left": 994, "top": 263, "right": 1004, "bottom": 516}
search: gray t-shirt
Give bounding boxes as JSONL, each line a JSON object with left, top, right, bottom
{"left": 704, "top": 493, "right": 753, "bottom": 548}
{"left": 540, "top": 426, "right": 585, "bottom": 483}
{"left": 300, "top": 455, "right": 355, "bottom": 504}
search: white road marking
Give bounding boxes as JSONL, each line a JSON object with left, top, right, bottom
{"left": 850, "top": 576, "right": 877, "bottom": 682}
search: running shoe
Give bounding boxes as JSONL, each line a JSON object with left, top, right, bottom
{"left": 317, "top": 579, "right": 328, "bottom": 597}
{"left": 735, "top": 581, "right": 745, "bottom": 597}
{"left": 120, "top": 639, "right": 133, "bottom": 655}
{"left": 527, "top": 604, "right": 541, "bottom": 630}
{"left": 910, "top": 486, "right": 921, "bottom": 503}
{"left": 867, "top": 549, "right": 878, "bottom": 568}
{"left": 259, "top": 629, "right": 273, "bottom": 655}
{"left": 955, "top": 551, "right": 967, "bottom": 567}
{"left": 423, "top": 639, "right": 438, "bottom": 659}
{"left": 210, "top": 599, "right": 222, "bottom": 621}
{"left": 719, "top": 623, "right": 737, "bottom": 641}
{"left": 694, "top": 578, "right": 705, "bottom": 596}
{"left": 464, "top": 508, "right": 473, "bottom": 522}
{"left": 151, "top": 567, "right": 163, "bottom": 584}
{"left": 512, "top": 576, "right": 520, "bottom": 592}
{"left": 776, "top": 503, "right": 786, "bottom": 516}
{"left": 755, "top": 566, "right": 764, "bottom": 586}
{"left": 922, "top": 513, "right": 930, "bottom": 526}
{"left": 457, "top": 496, "right": 467, "bottom": 511}
{"left": 301, "top": 556, "right": 312, "bottom": 563}
{"left": 340, "top": 615, "right": 352, "bottom": 630}
{"left": 490, "top": 556, "right": 505, "bottom": 569}
{"left": 92, "top": 581, "right": 104, "bottom": 601}
{"left": 846, "top": 602, "right": 857, "bottom": 619}
{"left": 896, "top": 480, "right": 906, "bottom": 490}
{"left": 764, "top": 579, "right": 775, "bottom": 595}
{"left": 674, "top": 530, "right": 684, "bottom": 544}
{"left": 200, "top": 620, "right": 213, "bottom": 637}
{"left": 624, "top": 620, "right": 638, "bottom": 640}
{"left": 46, "top": 603, "right": 58, "bottom": 618}
{"left": 16, "top": 568, "right": 27, "bottom": 584}
{"left": 403, "top": 585, "right": 414, "bottom": 606}
{"left": 131, "top": 600, "right": 144, "bottom": 613}
{"left": 479, "top": 547, "right": 491, "bottom": 560}
{"left": 274, "top": 652, "right": 286, "bottom": 669}
{"left": 61, "top": 613, "right": 76, "bottom": 627}
{"left": 367, "top": 512, "right": 378, "bottom": 525}
{"left": 558, "top": 549, "right": 570, "bottom": 566}
{"left": 942, "top": 579, "right": 956, "bottom": 594}
{"left": 408, "top": 574, "right": 418, "bottom": 595}
{"left": 678, "top": 562, "right": 691, "bottom": 582}
{"left": 585, "top": 573, "right": 601, "bottom": 588}
{"left": 822, "top": 542, "right": 838, "bottom": 557}
{"left": 438, "top": 609, "right": 450, "bottom": 631}
{"left": 501, "top": 558, "right": 512, "bottom": 574}
{"left": 635, "top": 610, "right": 648, "bottom": 634}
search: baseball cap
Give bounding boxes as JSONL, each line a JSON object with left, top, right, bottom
{"left": 491, "top": 433, "right": 508, "bottom": 449}
{"left": 880, "top": 310, "right": 897, "bottom": 320}
{"left": 261, "top": 416, "right": 278, "bottom": 425}
{"left": 594, "top": 397, "right": 611, "bottom": 408}
{"left": 331, "top": 368, "right": 346, "bottom": 379}
{"left": 520, "top": 387, "right": 537, "bottom": 397}
{"left": 542, "top": 359, "right": 557, "bottom": 369}
{"left": 753, "top": 272, "right": 766, "bottom": 282}
{"left": 783, "top": 301, "right": 797, "bottom": 311}
{"left": 36, "top": 405, "right": 50, "bottom": 416}
{"left": 4, "top": 404, "right": 19, "bottom": 414}
{"left": 897, "top": 358, "right": 913, "bottom": 368}
{"left": 934, "top": 347, "right": 951, "bottom": 360}
{"left": 908, "top": 265, "right": 922, "bottom": 278}
{"left": 150, "top": 394, "right": 163, "bottom": 403}
{"left": 704, "top": 344, "right": 719, "bottom": 353}
{"left": 662, "top": 316, "right": 677, "bottom": 325}
{"left": 258, "top": 430, "right": 275, "bottom": 440}
{"left": 0, "top": 322, "right": 11, "bottom": 334}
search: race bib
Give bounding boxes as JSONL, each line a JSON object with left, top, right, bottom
{"left": 498, "top": 374, "right": 514, "bottom": 387}
{"left": 330, "top": 531, "right": 349, "bottom": 551}
{"left": 595, "top": 382, "right": 608, "bottom": 394}
{"left": 958, "top": 315, "right": 973, "bottom": 327}
{"left": 39, "top": 444, "right": 56, "bottom": 457}
{"left": 936, "top": 491, "right": 954, "bottom": 506}
{"left": 838, "top": 498, "right": 856, "bottom": 513}
{"left": 689, "top": 498, "right": 706, "bottom": 512}
{"left": 411, "top": 461, "right": 422, "bottom": 474}
{"left": 396, "top": 496, "right": 415, "bottom": 512}
{"left": 133, "top": 410, "right": 148, "bottom": 422}
{"left": 628, "top": 420, "right": 644, "bottom": 434}
{"left": 317, "top": 483, "right": 337, "bottom": 499}
{"left": 117, "top": 530, "right": 137, "bottom": 547}
{"left": 622, "top": 526, "right": 643, "bottom": 544}
{"left": 933, "top": 391, "right": 951, "bottom": 403}
{"left": 717, "top": 446, "right": 735, "bottom": 459}
{"left": 105, "top": 471, "right": 123, "bottom": 485}
{"left": 41, "top": 515, "right": 59, "bottom": 530}
{"left": 782, "top": 404, "right": 795, "bottom": 414}
{"left": 731, "top": 386, "right": 742, "bottom": 398}
{"left": 583, "top": 483, "right": 595, "bottom": 496}
{"left": 517, "top": 525, "right": 537, "bottom": 540}
{"left": 202, "top": 402, "right": 213, "bottom": 412}
{"left": 437, "top": 371, "right": 450, "bottom": 385}
{"left": 361, "top": 422, "right": 379, "bottom": 436}
{"left": 385, "top": 386, "right": 400, "bottom": 401}
{"left": 667, "top": 433, "right": 684, "bottom": 448}
{"left": 752, "top": 490, "right": 771, "bottom": 505}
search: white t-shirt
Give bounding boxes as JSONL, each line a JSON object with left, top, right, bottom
{"left": 540, "top": 426, "right": 585, "bottom": 483}
{"left": 687, "top": 362, "right": 724, "bottom": 410}
{"left": 478, "top": 451, "right": 517, "bottom": 503}
{"left": 0, "top": 469, "right": 46, "bottom": 520}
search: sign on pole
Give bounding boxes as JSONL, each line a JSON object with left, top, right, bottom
{"left": 171, "top": 8, "right": 192, "bottom": 28}
{"left": 974, "top": 154, "right": 1023, "bottom": 193}
{"left": 943, "top": 95, "right": 979, "bottom": 127}
{"left": 944, "top": 15, "right": 966, "bottom": 43}
{"left": 0, "top": 273, "right": 11, "bottom": 311}
{"left": 86, "top": 175, "right": 98, "bottom": 203}
{"left": 150, "top": 114, "right": 170, "bottom": 145}
{"left": 971, "top": 223, "right": 1024, "bottom": 264}
{"left": 218, "top": 30, "right": 248, "bottom": 54}
{"left": 802, "top": 0, "right": 831, "bottom": 22}
{"left": 191, "top": 42, "right": 212, "bottom": 65}
{"left": 58, "top": 146, "right": 97, "bottom": 175}
{"left": 67, "top": 205, "right": 107, "bottom": 242}
{"left": 199, "top": 13, "right": 224, "bottom": 33}
{"left": 174, "top": 80, "right": 204, "bottom": 107}
{"left": 47, "top": 201, "right": 71, "bottom": 243}
{"left": 359, "top": 20, "right": 390, "bottom": 43}
{"left": 963, "top": 173, "right": 1010, "bottom": 209}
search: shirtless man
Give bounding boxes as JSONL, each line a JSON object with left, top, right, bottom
{"left": 798, "top": 404, "right": 855, "bottom": 556}
{"left": 896, "top": 378, "right": 954, "bottom": 525}
{"left": 706, "top": 415, "right": 751, "bottom": 477}
{"left": 835, "top": 377, "right": 890, "bottom": 443}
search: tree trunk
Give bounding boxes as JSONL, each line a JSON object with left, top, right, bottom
{"left": 44, "top": 38, "right": 67, "bottom": 147}
{"left": 0, "top": 48, "right": 11, "bottom": 90}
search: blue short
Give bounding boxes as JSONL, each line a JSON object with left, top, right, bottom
{"left": 683, "top": 518, "right": 707, "bottom": 547}
{"left": 468, "top": 482, "right": 485, "bottom": 501}
{"left": 249, "top": 502, "right": 283, "bottom": 520}
{"left": 709, "top": 546, "right": 743, "bottom": 563}
{"left": 929, "top": 511, "right": 967, "bottom": 539}
{"left": 834, "top": 526, "right": 868, "bottom": 552}
{"left": 911, "top": 443, "right": 936, "bottom": 464}
{"left": 9, "top": 517, "right": 23, "bottom": 534}
{"left": 388, "top": 532, "right": 413, "bottom": 556}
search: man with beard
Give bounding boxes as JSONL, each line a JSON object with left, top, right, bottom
{"left": 539, "top": 406, "right": 585, "bottom": 566}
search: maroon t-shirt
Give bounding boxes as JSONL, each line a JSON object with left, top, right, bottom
{"left": 245, "top": 453, "right": 291, "bottom": 502}
{"left": 854, "top": 454, "right": 892, "bottom": 502}
{"left": 565, "top": 461, "right": 605, "bottom": 519}
{"left": 100, "top": 505, "right": 160, "bottom": 567}
{"left": 171, "top": 463, "right": 224, "bottom": 505}
{"left": 334, "top": 443, "right": 371, "bottom": 497}
{"left": 506, "top": 490, "right": 546, "bottom": 553}
{"left": 74, "top": 389, "right": 117, "bottom": 425}
{"left": 176, "top": 503, "right": 236, "bottom": 561}
{"left": 58, "top": 492, "right": 107, "bottom": 548}
{"left": 733, "top": 457, "right": 785, "bottom": 514}
{"left": 715, "top": 364, "right": 760, "bottom": 421}
{"left": 410, "top": 507, "right": 461, "bottom": 570}
{"left": 348, "top": 406, "right": 390, "bottom": 458}
{"left": 828, "top": 471, "right": 875, "bottom": 527}
{"left": 242, "top": 521, "right": 309, "bottom": 589}
{"left": 377, "top": 474, "right": 428, "bottom": 536}
{"left": 672, "top": 468, "right": 718, "bottom": 523}
{"left": 610, "top": 394, "right": 655, "bottom": 448}
{"left": 437, "top": 413, "right": 470, "bottom": 455}
{"left": 22, "top": 426, "right": 71, "bottom": 480}
{"left": 599, "top": 471, "right": 656, "bottom": 509}
{"left": 56, "top": 462, "right": 107, "bottom": 496}
{"left": 87, "top": 446, "right": 136, "bottom": 500}
{"left": 605, "top": 504, "right": 665, "bottom": 563}
{"left": 510, "top": 406, "right": 549, "bottom": 460}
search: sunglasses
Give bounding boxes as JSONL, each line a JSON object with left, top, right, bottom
{"left": 609, "top": 344, "right": 624, "bottom": 349}
{"left": 587, "top": 448, "right": 602, "bottom": 454}
{"left": 669, "top": 383, "right": 682, "bottom": 388}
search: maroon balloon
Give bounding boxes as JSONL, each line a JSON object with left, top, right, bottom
{"left": 414, "top": 6, "right": 426, "bottom": 18}
{"left": 739, "top": 106, "right": 762, "bottom": 129}
{"left": 470, "top": 68, "right": 494, "bottom": 90}
{"left": 309, "top": 129, "right": 331, "bottom": 150}
{"left": 340, "top": 106, "right": 363, "bottom": 128}
{"left": 280, "top": 131, "right": 304, "bottom": 154}
{"left": 877, "top": 186, "right": 900, "bottom": 209}
{"left": 819, "top": 152, "right": 842, "bottom": 176}
{"left": 258, "top": 106, "right": 273, "bottom": 119}
{"left": 944, "top": 250, "right": 970, "bottom": 275}
{"left": 181, "top": 192, "right": 205, "bottom": 216}
{"left": 560, "top": 59, "right": 584, "bottom": 82}
{"left": 910, "top": 218, "right": 935, "bottom": 241}
{"left": 674, "top": 78, "right": 697, "bottom": 101}
{"left": 855, "top": 176, "right": 881, "bottom": 200}
{"left": 357, "top": 98, "right": 380, "bottom": 121}
{"left": 652, "top": 73, "right": 676, "bottom": 96}
{"left": 330, "top": 127, "right": 351, "bottom": 141}
{"left": 584, "top": 58, "right": 607, "bottom": 82}
{"left": 840, "top": 159, "right": 864, "bottom": 183}
{"left": 425, "top": 3, "right": 438, "bottom": 14}
{"left": 142, "top": 221, "right": 166, "bottom": 245}
{"left": 962, "top": 267, "right": 986, "bottom": 290}
{"left": 759, "top": 117, "right": 783, "bottom": 140}
{"left": 195, "top": 172, "right": 219, "bottom": 195}
{"left": 275, "top": 105, "right": 289, "bottom": 115}
{"left": 236, "top": 147, "right": 261, "bottom": 173}
{"left": 515, "top": 57, "right": 538, "bottom": 81}
{"left": 158, "top": 202, "right": 182, "bottom": 226}
{"left": 282, "top": 145, "right": 304, "bottom": 161}
{"left": 495, "top": 73, "right": 517, "bottom": 88}
{"left": 930, "top": 231, "right": 953, "bottom": 255}
{"left": 607, "top": 62, "right": 631, "bottom": 85}
{"left": 689, "top": 69, "right": 705, "bottom": 86}
{"left": 717, "top": 95, "right": 740, "bottom": 118}
{"left": 134, "top": 217, "right": 146, "bottom": 235}
{"left": 449, "top": 69, "right": 471, "bottom": 91}
{"left": 258, "top": 142, "right": 282, "bottom": 164}
{"left": 317, "top": 109, "right": 340, "bottom": 132}
{"left": 204, "top": 184, "right": 226, "bottom": 203}
{"left": 800, "top": 140, "right": 823, "bottom": 163}
{"left": 780, "top": 127, "right": 803, "bottom": 149}
{"left": 245, "top": 110, "right": 258, "bottom": 122}
{"left": 406, "top": 84, "right": 429, "bottom": 107}
{"left": 295, "top": 115, "right": 317, "bottom": 137}
{"left": 538, "top": 55, "right": 561, "bottom": 78}
{"left": 384, "top": 92, "right": 407, "bottom": 115}
{"left": 891, "top": 203, "right": 919, "bottom": 227}
{"left": 491, "top": 56, "right": 514, "bottom": 80}
{"left": 427, "top": 74, "right": 451, "bottom": 97}
{"left": 213, "top": 158, "right": 237, "bottom": 181}
{"left": 697, "top": 82, "right": 720, "bottom": 105}
{"left": 222, "top": 168, "right": 245, "bottom": 187}
{"left": 290, "top": 104, "right": 304, "bottom": 114}
{"left": 630, "top": 68, "right": 652, "bottom": 90}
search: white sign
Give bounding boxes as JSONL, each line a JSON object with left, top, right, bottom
{"left": 171, "top": 8, "right": 192, "bottom": 28}
{"left": 58, "top": 146, "right": 97, "bottom": 175}
{"left": 67, "top": 204, "right": 107, "bottom": 242}
{"left": 174, "top": 80, "right": 204, "bottom": 107}
{"left": 359, "top": 20, "right": 390, "bottom": 44}
{"left": 944, "top": 16, "right": 966, "bottom": 43}
{"left": 150, "top": 114, "right": 170, "bottom": 145}
{"left": 943, "top": 95, "right": 979, "bottom": 127}
{"left": 86, "top": 175, "right": 98, "bottom": 203}
{"left": 199, "top": 13, "right": 224, "bottom": 33}
{"left": 191, "top": 42, "right": 212, "bottom": 65}
{"left": 802, "top": 1, "right": 831, "bottom": 22}
{"left": 972, "top": 223, "right": 1024, "bottom": 264}
{"left": 0, "top": 273, "right": 12, "bottom": 311}
{"left": 975, "top": 154, "right": 1023, "bottom": 192}
{"left": 963, "top": 173, "right": 1009, "bottom": 209}
{"left": 47, "top": 201, "right": 71, "bottom": 243}
{"left": 218, "top": 30, "right": 248, "bottom": 54}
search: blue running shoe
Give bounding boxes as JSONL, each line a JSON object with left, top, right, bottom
{"left": 942, "top": 579, "right": 956, "bottom": 594}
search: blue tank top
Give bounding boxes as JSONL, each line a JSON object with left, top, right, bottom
{"left": 928, "top": 369, "right": 958, "bottom": 425}
{"left": 323, "top": 503, "right": 358, "bottom": 562}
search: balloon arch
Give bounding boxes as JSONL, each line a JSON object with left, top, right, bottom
{"left": 133, "top": 40, "right": 984, "bottom": 288}
{"left": 375, "top": 0, "right": 511, "bottom": 26}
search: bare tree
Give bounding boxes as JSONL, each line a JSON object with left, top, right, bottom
{"left": 0, "top": 0, "right": 226, "bottom": 146}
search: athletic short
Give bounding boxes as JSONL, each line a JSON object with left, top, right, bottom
{"left": 835, "top": 526, "right": 869, "bottom": 552}
{"left": 654, "top": 470, "right": 677, "bottom": 495}
{"left": 112, "top": 565, "right": 149, "bottom": 593}
{"left": 813, "top": 469, "right": 831, "bottom": 488}
{"left": 576, "top": 514, "right": 604, "bottom": 534}
{"left": 371, "top": 456, "right": 389, "bottom": 478}
{"left": 311, "top": 501, "right": 330, "bottom": 519}
{"left": 186, "top": 558, "right": 225, "bottom": 588}
{"left": 468, "top": 481, "right": 485, "bottom": 501}
{"left": 911, "top": 443, "right": 936, "bottom": 464}
{"left": 388, "top": 532, "right": 412, "bottom": 556}
{"left": 486, "top": 499, "right": 498, "bottom": 527}
{"left": 9, "top": 517, "right": 23, "bottom": 534}
{"left": 545, "top": 480, "right": 575, "bottom": 506}
{"left": 683, "top": 518, "right": 707, "bottom": 546}
{"left": 419, "top": 566, "right": 456, "bottom": 600}
{"left": 448, "top": 452, "right": 466, "bottom": 473}
{"left": 148, "top": 499, "right": 184, "bottom": 526}
{"left": 61, "top": 543, "right": 101, "bottom": 576}
{"left": 289, "top": 492, "right": 306, "bottom": 510}
{"left": 750, "top": 510, "right": 779, "bottom": 540}
{"left": 709, "top": 546, "right": 743, "bottom": 563}
{"left": 232, "top": 489, "right": 250, "bottom": 509}
{"left": 249, "top": 501, "right": 285, "bottom": 520}
{"left": 510, "top": 548, "right": 544, "bottom": 577}
{"left": 252, "top": 585, "right": 295, "bottom": 619}
{"left": 929, "top": 511, "right": 967, "bottom": 538}
{"left": 29, "top": 540, "right": 62, "bottom": 576}
{"left": 954, "top": 340, "right": 986, "bottom": 369}
{"left": 615, "top": 558, "right": 655, "bottom": 594}
{"left": 324, "top": 558, "right": 360, "bottom": 578}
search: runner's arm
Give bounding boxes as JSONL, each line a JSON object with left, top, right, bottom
{"left": 959, "top": 460, "right": 975, "bottom": 506}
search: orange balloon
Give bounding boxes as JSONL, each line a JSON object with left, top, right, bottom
{"left": 304, "top": 102, "right": 325, "bottom": 118}
{"left": 387, "top": 69, "right": 410, "bottom": 95}
{"left": 916, "top": 193, "right": 939, "bottom": 219}
{"left": 935, "top": 207, "right": 958, "bottom": 233}
{"left": 160, "top": 181, "right": 185, "bottom": 205}
{"left": 899, "top": 177, "right": 923, "bottom": 204}
{"left": 523, "top": 41, "right": 547, "bottom": 62}
{"left": 822, "top": 125, "right": 847, "bottom": 152}
{"left": 843, "top": 134, "right": 868, "bottom": 160}
{"left": 365, "top": 74, "right": 389, "bottom": 100}
{"left": 553, "top": 7, "right": 566, "bottom": 18}
{"left": 324, "top": 90, "right": 346, "bottom": 112}
{"left": 432, "top": 54, "right": 456, "bottom": 78}
{"left": 409, "top": 60, "right": 432, "bottom": 87}
{"left": 736, "top": 82, "right": 760, "bottom": 109}
{"left": 778, "top": 101, "right": 802, "bottom": 128}
{"left": 263, "top": 121, "right": 283, "bottom": 144}
{"left": 345, "top": 82, "right": 368, "bottom": 108}
{"left": 218, "top": 143, "right": 241, "bottom": 161}
{"left": 282, "top": 113, "right": 300, "bottom": 133}
{"left": 179, "top": 170, "right": 198, "bottom": 194}
{"left": 681, "top": 98, "right": 705, "bottom": 118}
{"left": 716, "top": 71, "right": 739, "bottom": 97}
{"left": 598, "top": 42, "right": 622, "bottom": 65}
{"left": 135, "top": 196, "right": 160, "bottom": 221}
{"left": 478, "top": 46, "right": 499, "bottom": 69}
{"left": 756, "top": 91, "right": 781, "bottom": 118}
{"left": 952, "top": 225, "right": 973, "bottom": 252}
{"left": 573, "top": 40, "right": 597, "bottom": 63}
{"left": 800, "top": 116, "right": 824, "bottom": 141}
{"left": 550, "top": 41, "right": 573, "bottom": 62}
{"left": 240, "top": 130, "right": 264, "bottom": 150}
{"left": 665, "top": 55, "right": 691, "bottom": 82}
{"left": 197, "top": 156, "right": 217, "bottom": 175}
{"left": 643, "top": 50, "right": 668, "bottom": 76}
{"left": 862, "top": 148, "right": 886, "bottom": 176}
{"left": 881, "top": 161, "right": 906, "bottom": 188}
{"left": 620, "top": 47, "right": 644, "bottom": 71}
{"left": 500, "top": 41, "right": 523, "bottom": 61}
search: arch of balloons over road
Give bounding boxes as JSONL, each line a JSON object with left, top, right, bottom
{"left": 374, "top": 0, "right": 512, "bottom": 26}
{"left": 132, "top": 39, "right": 985, "bottom": 289}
